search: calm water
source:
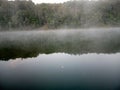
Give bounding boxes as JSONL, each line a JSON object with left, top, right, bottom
{"left": 0, "top": 28, "right": 120, "bottom": 90}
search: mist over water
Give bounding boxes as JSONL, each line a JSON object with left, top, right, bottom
{"left": 0, "top": 0, "right": 120, "bottom": 90}
{"left": 0, "top": 28, "right": 120, "bottom": 60}
{"left": 0, "top": 28, "right": 120, "bottom": 90}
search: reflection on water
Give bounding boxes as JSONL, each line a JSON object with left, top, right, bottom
{"left": 0, "top": 53, "right": 120, "bottom": 90}
{"left": 0, "top": 28, "right": 120, "bottom": 60}
{"left": 0, "top": 28, "right": 120, "bottom": 90}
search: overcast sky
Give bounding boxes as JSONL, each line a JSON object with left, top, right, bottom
{"left": 32, "top": 0, "right": 70, "bottom": 4}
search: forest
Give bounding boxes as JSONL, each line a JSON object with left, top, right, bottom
{"left": 0, "top": 0, "right": 120, "bottom": 30}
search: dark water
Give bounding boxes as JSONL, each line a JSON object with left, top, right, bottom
{"left": 0, "top": 28, "right": 120, "bottom": 90}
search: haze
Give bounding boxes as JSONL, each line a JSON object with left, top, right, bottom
{"left": 32, "top": 0, "right": 70, "bottom": 4}
{"left": 32, "top": 0, "right": 99, "bottom": 4}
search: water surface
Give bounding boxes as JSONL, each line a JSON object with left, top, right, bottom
{"left": 0, "top": 28, "right": 120, "bottom": 90}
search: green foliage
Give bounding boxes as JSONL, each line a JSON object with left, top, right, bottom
{"left": 0, "top": 0, "right": 120, "bottom": 30}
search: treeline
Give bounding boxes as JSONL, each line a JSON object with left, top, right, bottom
{"left": 0, "top": 0, "right": 120, "bottom": 30}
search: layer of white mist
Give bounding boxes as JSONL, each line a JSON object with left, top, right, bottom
{"left": 33, "top": 0, "right": 70, "bottom": 4}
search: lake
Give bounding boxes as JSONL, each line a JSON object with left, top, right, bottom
{"left": 0, "top": 28, "right": 120, "bottom": 90}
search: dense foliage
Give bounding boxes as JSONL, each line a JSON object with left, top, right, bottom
{"left": 0, "top": 0, "right": 120, "bottom": 30}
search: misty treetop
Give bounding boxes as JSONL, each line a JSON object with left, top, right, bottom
{"left": 0, "top": 0, "right": 120, "bottom": 30}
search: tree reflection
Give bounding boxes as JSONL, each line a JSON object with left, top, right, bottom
{"left": 0, "top": 29, "right": 120, "bottom": 60}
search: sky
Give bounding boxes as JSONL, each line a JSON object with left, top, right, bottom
{"left": 32, "top": 0, "right": 70, "bottom": 4}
